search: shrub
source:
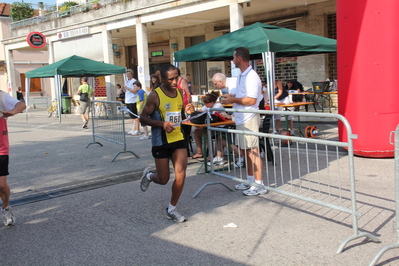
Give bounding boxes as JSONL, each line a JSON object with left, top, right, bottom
{"left": 10, "top": 2, "right": 35, "bottom": 21}
{"left": 58, "top": 1, "right": 79, "bottom": 12}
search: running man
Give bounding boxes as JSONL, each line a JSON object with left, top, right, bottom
{"left": 139, "top": 64, "right": 188, "bottom": 223}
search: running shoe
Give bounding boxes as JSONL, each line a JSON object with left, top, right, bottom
{"left": 166, "top": 208, "right": 186, "bottom": 223}
{"left": 140, "top": 167, "right": 153, "bottom": 192}
{"left": 243, "top": 186, "right": 268, "bottom": 196}
{"left": 82, "top": 120, "right": 88, "bottom": 128}
{"left": 2, "top": 206, "right": 15, "bottom": 226}
{"left": 234, "top": 182, "right": 250, "bottom": 190}
{"left": 132, "top": 131, "right": 142, "bottom": 136}
{"left": 140, "top": 135, "right": 151, "bottom": 140}
{"left": 207, "top": 156, "right": 224, "bottom": 166}
{"left": 234, "top": 157, "right": 245, "bottom": 168}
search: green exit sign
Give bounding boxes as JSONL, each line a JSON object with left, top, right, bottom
{"left": 151, "top": 50, "right": 163, "bottom": 57}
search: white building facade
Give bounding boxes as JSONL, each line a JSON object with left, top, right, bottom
{"left": 2, "top": 0, "right": 337, "bottom": 102}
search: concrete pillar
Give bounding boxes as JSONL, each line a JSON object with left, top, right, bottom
{"left": 229, "top": 1, "right": 244, "bottom": 32}
{"left": 135, "top": 17, "right": 150, "bottom": 91}
{"left": 5, "top": 48, "right": 15, "bottom": 97}
{"left": 102, "top": 27, "right": 116, "bottom": 101}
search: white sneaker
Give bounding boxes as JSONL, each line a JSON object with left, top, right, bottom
{"left": 243, "top": 186, "right": 268, "bottom": 196}
{"left": 2, "top": 206, "right": 15, "bottom": 226}
{"left": 234, "top": 182, "right": 250, "bottom": 190}
{"left": 166, "top": 208, "right": 186, "bottom": 223}
{"left": 140, "top": 135, "right": 151, "bottom": 140}
{"left": 289, "top": 129, "right": 295, "bottom": 136}
{"left": 127, "top": 131, "right": 134, "bottom": 135}
{"left": 207, "top": 156, "right": 224, "bottom": 166}
{"left": 234, "top": 157, "right": 245, "bottom": 168}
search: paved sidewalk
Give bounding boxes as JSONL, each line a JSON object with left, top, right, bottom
{"left": 0, "top": 108, "right": 397, "bottom": 265}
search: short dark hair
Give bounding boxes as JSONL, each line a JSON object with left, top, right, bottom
{"left": 82, "top": 77, "right": 88, "bottom": 82}
{"left": 160, "top": 64, "right": 177, "bottom": 80}
{"left": 234, "top": 47, "right": 250, "bottom": 62}
{"left": 133, "top": 80, "right": 142, "bottom": 88}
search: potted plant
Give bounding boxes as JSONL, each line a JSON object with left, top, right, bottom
{"left": 92, "top": 0, "right": 101, "bottom": 10}
{"left": 58, "top": 1, "right": 79, "bottom": 16}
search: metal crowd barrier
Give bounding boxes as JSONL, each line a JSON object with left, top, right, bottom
{"left": 369, "top": 124, "right": 399, "bottom": 265}
{"left": 198, "top": 108, "right": 379, "bottom": 254}
{"left": 86, "top": 100, "right": 139, "bottom": 162}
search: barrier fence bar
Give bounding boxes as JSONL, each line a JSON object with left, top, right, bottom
{"left": 197, "top": 108, "right": 379, "bottom": 254}
{"left": 369, "top": 124, "right": 399, "bottom": 265}
{"left": 86, "top": 100, "right": 139, "bottom": 162}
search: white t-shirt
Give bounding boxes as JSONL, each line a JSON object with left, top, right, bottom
{"left": 124, "top": 78, "right": 137, "bottom": 104}
{"left": 201, "top": 102, "right": 223, "bottom": 114}
{"left": 232, "top": 66, "right": 262, "bottom": 125}
{"left": 0, "top": 91, "right": 19, "bottom": 112}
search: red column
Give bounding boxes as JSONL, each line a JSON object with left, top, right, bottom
{"left": 337, "top": 0, "right": 399, "bottom": 157}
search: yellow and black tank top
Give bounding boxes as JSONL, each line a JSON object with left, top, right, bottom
{"left": 150, "top": 87, "right": 184, "bottom": 146}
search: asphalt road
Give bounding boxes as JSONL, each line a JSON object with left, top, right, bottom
{"left": 0, "top": 108, "right": 397, "bottom": 266}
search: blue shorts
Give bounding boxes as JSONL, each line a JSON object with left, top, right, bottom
{"left": 0, "top": 155, "right": 9, "bottom": 176}
{"left": 152, "top": 140, "right": 187, "bottom": 159}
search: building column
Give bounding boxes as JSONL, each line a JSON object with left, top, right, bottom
{"left": 102, "top": 27, "right": 116, "bottom": 101}
{"left": 135, "top": 17, "right": 150, "bottom": 91}
{"left": 229, "top": 0, "right": 244, "bottom": 32}
{"left": 5, "top": 48, "right": 15, "bottom": 97}
{"left": 48, "top": 40, "right": 56, "bottom": 99}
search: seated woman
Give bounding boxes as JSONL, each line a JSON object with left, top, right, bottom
{"left": 274, "top": 80, "right": 294, "bottom": 135}
{"left": 284, "top": 79, "right": 304, "bottom": 111}
{"left": 116, "top": 84, "right": 125, "bottom": 103}
{"left": 185, "top": 91, "right": 227, "bottom": 163}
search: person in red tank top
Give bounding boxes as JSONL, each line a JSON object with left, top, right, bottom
{"left": 176, "top": 68, "right": 191, "bottom": 105}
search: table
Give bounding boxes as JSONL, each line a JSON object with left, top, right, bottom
{"left": 290, "top": 91, "right": 338, "bottom": 112}
{"left": 266, "top": 102, "right": 314, "bottom": 137}
{"left": 183, "top": 120, "right": 235, "bottom": 197}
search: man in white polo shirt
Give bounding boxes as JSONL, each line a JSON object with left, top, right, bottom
{"left": 221, "top": 47, "right": 266, "bottom": 196}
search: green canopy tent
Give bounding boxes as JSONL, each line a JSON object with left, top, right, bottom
{"left": 174, "top": 22, "right": 336, "bottom": 61}
{"left": 25, "top": 55, "right": 126, "bottom": 122}
{"left": 174, "top": 22, "right": 337, "bottom": 122}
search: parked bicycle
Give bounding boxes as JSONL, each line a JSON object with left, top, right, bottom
{"left": 47, "top": 100, "right": 59, "bottom": 118}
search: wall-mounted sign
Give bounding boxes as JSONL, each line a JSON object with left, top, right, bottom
{"left": 151, "top": 50, "right": 163, "bottom": 57}
{"left": 26, "top": 32, "right": 46, "bottom": 49}
{"left": 57, "top": 27, "right": 90, "bottom": 40}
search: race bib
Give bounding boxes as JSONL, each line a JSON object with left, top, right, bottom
{"left": 166, "top": 111, "right": 181, "bottom": 125}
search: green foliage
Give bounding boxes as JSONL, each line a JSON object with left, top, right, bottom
{"left": 10, "top": 2, "right": 34, "bottom": 22}
{"left": 58, "top": 1, "right": 79, "bottom": 12}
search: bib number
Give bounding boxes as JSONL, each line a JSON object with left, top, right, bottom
{"left": 166, "top": 111, "right": 181, "bottom": 125}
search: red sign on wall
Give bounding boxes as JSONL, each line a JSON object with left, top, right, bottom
{"left": 26, "top": 32, "right": 46, "bottom": 49}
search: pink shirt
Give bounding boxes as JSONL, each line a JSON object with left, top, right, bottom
{"left": 0, "top": 92, "right": 19, "bottom": 155}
